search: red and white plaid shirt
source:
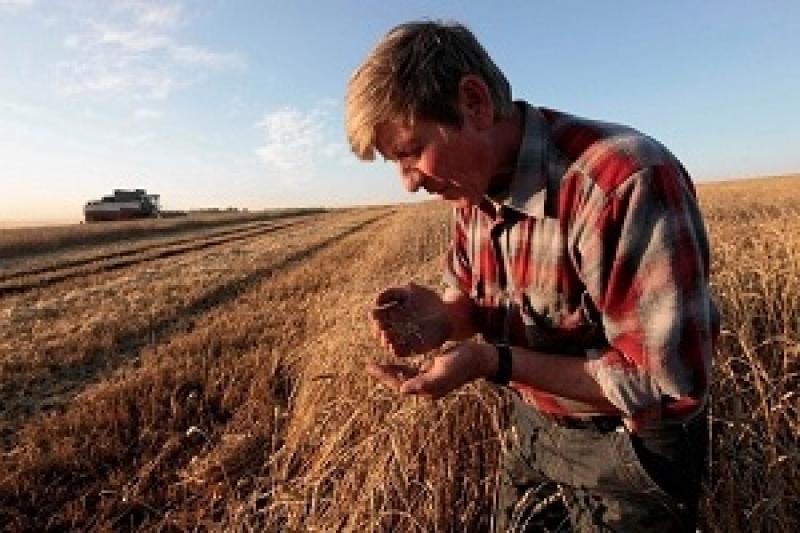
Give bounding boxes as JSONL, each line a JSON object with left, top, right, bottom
{"left": 444, "top": 102, "right": 719, "bottom": 423}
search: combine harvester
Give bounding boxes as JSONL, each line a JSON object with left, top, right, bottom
{"left": 84, "top": 189, "right": 161, "bottom": 222}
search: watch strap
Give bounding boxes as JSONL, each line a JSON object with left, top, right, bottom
{"left": 489, "top": 344, "right": 512, "bottom": 386}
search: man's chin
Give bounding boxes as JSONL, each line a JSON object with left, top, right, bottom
{"left": 427, "top": 190, "right": 476, "bottom": 209}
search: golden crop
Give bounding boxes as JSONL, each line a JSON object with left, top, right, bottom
{"left": 0, "top": 177, "right": 797, "bottom": 531}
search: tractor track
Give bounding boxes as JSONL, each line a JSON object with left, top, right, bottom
{"left": 0, "top": 214, "right": 321, "bottom": 298}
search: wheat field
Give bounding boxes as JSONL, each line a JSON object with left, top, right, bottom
{"left": 0, "top": 176, "right": 798, "bottom": 532}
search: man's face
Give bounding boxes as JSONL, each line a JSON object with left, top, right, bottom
{"left": 374, "top": 116, "right": 493, "bottom": 209}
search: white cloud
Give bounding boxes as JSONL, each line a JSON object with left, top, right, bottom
{"left": 118, "top": 132, "right": 153, "bottom": 146}
{"left": 255, "top": 105, "right": 354, "bottom": 186}
{"left": 57, "top": 1, "right": 244, "bottom": 101}
{"left": 321, "top": 141, "right": 355, "bottom": 164}
{"left": 0, "top": 0, "right": 35, "bottom": 9}
{"left": 169, "top": 45, "right": 245, "bottom": 69}
{"left": 64, "top": 34, "right": 82, "bottom": 49}
{"left": 0, "top": 100, "right": 41, "bottom": 117}
{"left": 133, "top": 108, "right": 162, "bottom": 120}
{"left": 255, "top": 107, "right": 325, "bottom": 172}
{"left": 58, "top": 52, "right": 181, "bottom": 100}
{"left": 96, "top": 26, "right": 172, "bottom": 52}
{"left": 135, "top": 4, "right": 183, "bottom": 28}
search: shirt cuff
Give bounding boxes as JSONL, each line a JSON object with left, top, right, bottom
{"left": 585, "top": 347, "right": 662, "bottom": 417}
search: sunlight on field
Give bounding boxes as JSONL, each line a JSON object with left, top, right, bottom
{"left": 0, "top": 177, "right": 798, "bottom": 531}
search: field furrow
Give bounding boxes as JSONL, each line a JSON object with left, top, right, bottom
{"left": 0, "top": 214, "right": 334, "bottom": 297}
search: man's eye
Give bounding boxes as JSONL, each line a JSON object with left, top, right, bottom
{"left": 398, "top": 146, "right": 421, "bottom": 159}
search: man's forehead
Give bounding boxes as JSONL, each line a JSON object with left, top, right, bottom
{"left": 377, "top": 118, "right": 416, "bottom": 139}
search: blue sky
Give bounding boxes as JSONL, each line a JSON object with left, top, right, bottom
{"left": 1, "top": 0, "right": 798, "bottom": 224}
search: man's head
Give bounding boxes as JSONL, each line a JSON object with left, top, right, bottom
{"left": 346, "top": 21, "right": 517, "bottom": 208}
{"left": 346, "top": 20, "right": 513, "bottom": 161}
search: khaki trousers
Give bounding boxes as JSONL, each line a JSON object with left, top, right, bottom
{"left": 494, "top": 393, "right": 707, "bottom": 532}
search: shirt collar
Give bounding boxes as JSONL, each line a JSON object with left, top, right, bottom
{"left": 486, "top": 101, "right": 552, "bottom": 219}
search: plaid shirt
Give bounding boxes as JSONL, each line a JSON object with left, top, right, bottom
{"left": 444, "top": 102, "right": 719, "bottom": 423}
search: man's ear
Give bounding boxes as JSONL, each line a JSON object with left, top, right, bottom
{"left": 457, "top": 75, "right": 494, "bottom": 130}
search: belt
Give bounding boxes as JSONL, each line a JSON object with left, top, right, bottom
{"left": 548, "top": 414, "right": 624, "bottom": 433}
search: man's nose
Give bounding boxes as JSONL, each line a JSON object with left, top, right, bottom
{"left": 399, "top": 165, "right": 423, "bottom": 193}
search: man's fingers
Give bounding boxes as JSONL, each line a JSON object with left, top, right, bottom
{"left": 370, "top": 306, "right": 388, "bottom": 322}
{"left": 366, "top": 362, "right": 419, "bottom": 392}
{"left": 367, "top": 361, "right": 452, "bottom": 400}
{"left": 391, "top": 341, "right": 412, "bottom": 357}
{"left": 370, "top": 286, "right": 430, "bottom": 357}
{"left": 377, "top": 329, "right": 414, "bottom": 357}
{"left": 375, "top": 288, "right": 408, "bottom": 307}
{"left": 399, "top": 373, "right": 443, "bottom": 399}
{"left": 398, "top": 375, "right": 426, "bottom": 395}
{"left": 370, "top": 289, "right": 426, "bottom": 358}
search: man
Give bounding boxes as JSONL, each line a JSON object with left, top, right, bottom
{"left": 346, "top": 20, "right": 718, "bottom": 532}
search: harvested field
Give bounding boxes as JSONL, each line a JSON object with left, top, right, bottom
{"left": 0, "top": 208, "right": 327, "bottom": 263}
{"left": 0, "top": 216, "right": 314, "bottom": 296}
{"left": 0, "top": 176, "right": 798, "bottom": 532}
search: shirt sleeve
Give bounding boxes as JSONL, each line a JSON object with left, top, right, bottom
{"left": 442, "top": 207, "right": 473, "bottom": 294}
{"left": 578, "top": 164, "right": 716, "bottom": 421}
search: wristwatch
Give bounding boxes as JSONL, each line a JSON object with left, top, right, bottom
{"left": 489, "top": 344, "right": 512, "bottom": 386}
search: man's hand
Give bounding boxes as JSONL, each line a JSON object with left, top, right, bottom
{"left": 369, "top": 283, "right": 453, "bottom": 357}
{"left": 366, "top": 341, "right": 494, "bottom": 400}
